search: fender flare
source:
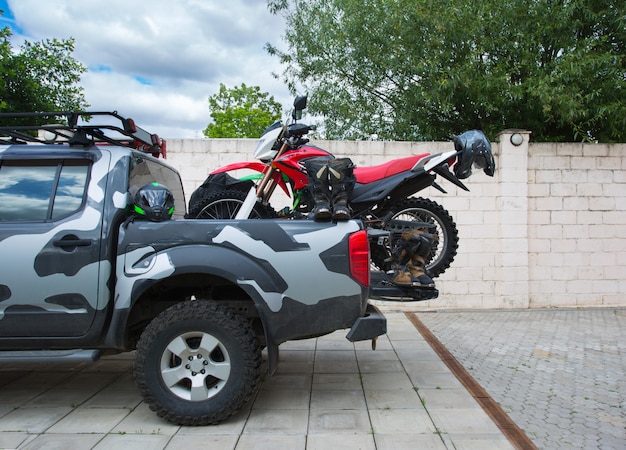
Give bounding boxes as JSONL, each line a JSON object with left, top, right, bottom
{"left": 105, "top": 245, "right": 287, "bottom": 353}
{"left": 210, "top": 161, "right": 291, "bottom": 196}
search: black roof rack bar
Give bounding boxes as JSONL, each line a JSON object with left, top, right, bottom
{"left": 0, "top": 111, "right": 165, "bottom": 157}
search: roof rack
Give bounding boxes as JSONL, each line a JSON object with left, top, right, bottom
{"left": 0, "top": 111, "right": 166, "bottom": 158}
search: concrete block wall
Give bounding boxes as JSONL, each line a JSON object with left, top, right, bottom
{"left": 165, "top": 134, "right": 626, "bottom": 309}
{"left": 526, "top": 142, "right": 625, "bottom": 308}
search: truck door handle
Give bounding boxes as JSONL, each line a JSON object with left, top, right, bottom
{"left": 53, "top": 236, "right": 92, "bottom": 248}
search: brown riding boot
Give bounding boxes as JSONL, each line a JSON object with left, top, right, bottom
{"left": 390, "top": 229, "right": 435, "bottom": 288}
{"left": 408, "top": 254, "right": 435, "bottom": 288}
{"left": 405, "top": 229, "right": 435, "bottom": 288}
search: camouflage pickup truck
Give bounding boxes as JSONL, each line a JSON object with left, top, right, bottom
{"left": 0, "top": 112, "right": 386, "bottom": 425}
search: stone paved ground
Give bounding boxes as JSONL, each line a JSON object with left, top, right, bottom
{"left": 1, "top": 309, "right": 623, "bottom": 449}
{"left": 416, "top": 308, "right": 626, "bottom": 450}
{"left": 0, "top": 312, "right": 513, "bottom": 450}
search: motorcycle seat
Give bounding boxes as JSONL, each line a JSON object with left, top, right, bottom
{"left": 354, "top": 154, "right": 430, "bottom": 184}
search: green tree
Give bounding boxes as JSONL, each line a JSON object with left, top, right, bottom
{"left": 267, "top": 0, "right": 626, "bottom": 142}
{"left": 0, "top": 16, "right": 88, "bottom": 123}
{"left": 204, "top": 83, "right": 282, "bottom": 138}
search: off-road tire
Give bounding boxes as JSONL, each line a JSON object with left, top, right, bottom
{"left": 188, "top": 189, "right": 276, "bottom": 219}
{"left": 134, "top": 301, "right": 262, "bottom": 425}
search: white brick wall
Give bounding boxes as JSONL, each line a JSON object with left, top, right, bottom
{"left": 164, "top": 133, "right": 626, "bottom": 309}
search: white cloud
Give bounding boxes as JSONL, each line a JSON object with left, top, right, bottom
{"left": 4, "top": 0, "right": 294, "bottom": 138}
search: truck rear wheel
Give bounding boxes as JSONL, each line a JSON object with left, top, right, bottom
{"left": 134, "top": 301, "right": 261, "bottom": 425}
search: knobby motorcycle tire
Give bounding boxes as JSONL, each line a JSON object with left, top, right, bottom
{"left": 188, "top": 189, "right": 276, "bottom": 219}
{"left": 376, "top": 197, "right": 459, "bottom": 278}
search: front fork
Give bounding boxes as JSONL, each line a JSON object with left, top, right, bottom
{"left": 235, "top": 142, "right": 289, "bottom": 219}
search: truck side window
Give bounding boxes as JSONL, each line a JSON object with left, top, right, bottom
{"left": 0, "top": 160, "right": 89, "bottom": 222}
{"left": 51, "top": 163, "right": 90, "bottom": 220}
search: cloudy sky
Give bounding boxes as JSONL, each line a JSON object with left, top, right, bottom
{"left": 0, "top": 0, "right": 294, "bottom": 138}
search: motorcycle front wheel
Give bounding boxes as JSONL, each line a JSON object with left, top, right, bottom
{"left": 188, "top": 189, "right": 276, "bottom": 219}
{"left": 375, "top": 197, "right": 459, "bottom": 278}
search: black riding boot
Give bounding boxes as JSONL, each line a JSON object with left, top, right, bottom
{"left": 304, "top": 158, "right": 332, "bottom": 221}
{"left": 328, "top": 158, "right": 356, "bottom": 221}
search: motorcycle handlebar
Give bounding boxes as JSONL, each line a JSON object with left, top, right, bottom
{"left": 285, "top": 123, "right": 316, "bottom": 138}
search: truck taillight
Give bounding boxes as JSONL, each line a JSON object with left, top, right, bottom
{"left": 349, "top": 230, "right": 370, "bottom": 287}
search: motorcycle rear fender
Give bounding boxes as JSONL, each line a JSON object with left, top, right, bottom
{"left": 210, "top": 161, "right": 291, "bottom": 196}
{"left": 413, "top": 150, "right": 469, "bottom": 191}
{"left": 414, "top": 150, "right": 458, "bottom": 172}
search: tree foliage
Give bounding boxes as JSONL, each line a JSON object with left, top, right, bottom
{"left": 204, "top": 83, "right": 282, "bottom": 138}
{"left": 267, "top": 0, "right": 626, "bottom": 142}
{"left": 0, "top": 18, "right": 88, "bottom": 124}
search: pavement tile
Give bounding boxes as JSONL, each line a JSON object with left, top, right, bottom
{"left": 0, "top": 406, "right": 12, "bottom": 419}
{"left": 314, "top": 359, "right": 359, "bottom": 374}
{"left": 277, "top": 349, "right": 315, "bottom": 362}
{"left": 363, "top": 388, "right": 423, "bottom": 410}
{"left": 357, "top": 359, "right": 405, "bottom": 374}
{"left": 369, "top": 408, "right": 435, "bottom": 434}
{"left": 308, "top": 408, "right": 372, "bottom": 435}
{"left": 165, "top": 433, "right": 239, "bottom": 449}
{"left": 24, "top": 372, "right": 118, "bottom": 408}
{"left": 0, "top": 372, "right": 22, "bottom": 385}
{"left": 306, "top": 433, "right": 376, "bottom": 450}
{"left": 355, "top": 349, "right": 397, "bottom": 362}
{"left": 0, "top": 406, "right": 72, "bottom": 433}
{"left": 22, "top": 433, "right": 105, "bottom": 450}
{"left": 92, "top": 433, "right": 171, "bottom": 450}
{"left": 278, "top": 340, "right": 316, "bottom": 351}
{"left": 310, "top": 389, "right": 367, "bottom": 410}
{"left": 385, "top": 329, "right": 422, "bottom": 341}
{"left": 80, "top": 358, "right": 133, "bottom": 373}
{"left": 82, "top": 373, "right": 143, "bottom": 409}
{"left": 236, "top": 433, "right": 306, "bottom": 450}
{"left": 314, "top": 350, "right": 356, "bottom": 361}
{"left": 445, "top": 432, "right": 516, "bottom": 450}
{"left": 374, "top": 432, "right": 447, "bottom": 449}
{"left": 418, "top": 388, "right": 482, "bottom": 410}
{"left": 315, "top": 338, "right": 356, "bottom": 351}
{"left": 361, "top": 372, "right": 414, "bottom": 390}
{"left": 393, "top": 347, "right": 442, "bottom": 361}
{"left": 111, "top": 403, "right": 180, "bottom": 435}
{"left": 312, "top": 373, "right": 362, "bottom": 390}
{"left": 243, "top": 408, "right": 309, "bottom": 434}
{"left": 0, "top": 372, "right": 70, "bottom": 407}
{"left": 273, "top": 360, "right": 314, "bottom": 374}
{"left": 429, "top": 407, "right": 508, "bottom": 435}
{"left": 259, "top": 373, "right": 312, "bottom": 391}
{"left": 252, "top": 387, "right": 310, "bottom": 410}
{"left": 0, "top": 431, "right": 30, "bottom": 449}
{"left": 354, "top": 336, "right": 393, "bottom": 351}
{"left": 406, "top": 370, "right": 465, "bottom": 389}
{"left": 401, "top": 360, "right": 449, "bottom": 374}
{"left": 46, "top": 407, "right": 130, "bottom": 434}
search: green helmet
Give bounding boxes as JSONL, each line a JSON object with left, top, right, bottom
{"left": 133, "top": 182, "right": 175, "bottom": 221}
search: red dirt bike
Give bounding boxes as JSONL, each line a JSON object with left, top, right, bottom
{"left": 188, "top": 96, "right": 494, "bottom": 300}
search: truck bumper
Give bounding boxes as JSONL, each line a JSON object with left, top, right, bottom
{"left": 345, "top": 303, "right": 387, "bottom": 342}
